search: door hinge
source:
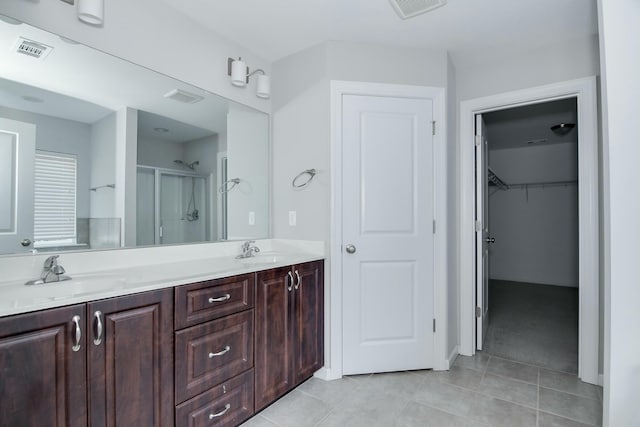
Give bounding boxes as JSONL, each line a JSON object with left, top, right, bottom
{"left": 475, "top": 221, "right": 482, "bottom": 232}
{"left": 475, "top": 307, "right": 482, "bottom": 318}
{"left": 432, "top": 121, "right": 436, "bottom": 136}
{"left": 433, "top": 318, "right": 436, "bottom": 332}
{"left": 433, "top": 220, "right": 436, "bottom": 234}
{"left": 475, "top": 135, "right": 481, "bottom": 147}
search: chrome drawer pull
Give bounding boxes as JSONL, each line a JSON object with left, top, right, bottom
{"left": 71, "top": 315, "right": 81, "bottom": 352}
{"left": 209, "top": 403, "right": 231, "bottom": 419}
{"left": 287, "top": 271, "right": 294, "bottom": 292}
{"left": 294, "top": 270, "right": 301, "bottom": 290}
{"left": 208, "top": 294, "right": 231, "bottom": 303}
{"left": 209, "top": 345, "right": 231, "bottom": 358}
{"left": 93, "top": 311, "right": 103, "bottom": 346}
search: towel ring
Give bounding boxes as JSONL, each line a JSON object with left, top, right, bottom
{"left": 292, "top": 169, "right": 317, "bottom": 189}
{"left": 219, "top": 178, "right": 240, "bottom": 193}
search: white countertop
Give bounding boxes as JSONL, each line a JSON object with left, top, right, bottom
{"left": 0, "top": 239, "right": 324, "bottom": 318}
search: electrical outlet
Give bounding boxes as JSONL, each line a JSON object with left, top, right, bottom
{"left": 288, "top": 211, "right": 297, "bottom": 226}
{"left": 248, "top": 211, "right": 255, "bottom": 225}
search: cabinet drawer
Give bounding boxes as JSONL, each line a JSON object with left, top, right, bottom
{"left": 175, "top": 370, "right": 254, "bottom": 427}
{"left": 175, "top": 274, "right": 255, "bottom": 329}
{"left": 176, "top": 310, "right": 254, "bottom": 403}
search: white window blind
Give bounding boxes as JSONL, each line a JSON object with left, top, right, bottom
{"left": 34, "top": 151, "right": 77, "bottom": 242}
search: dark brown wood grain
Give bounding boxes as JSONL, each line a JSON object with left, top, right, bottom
{"left": 175, "top": 370, "right": 254, "bottom": 427}
{"left": 0, "top": 304, "right": 88, "bottom": 427}
{"left": 175, "top": 310, "right": 254, "bottom": 404}
{"left": 175, "top": 274, "right": 255, "bottom": 330}
{"left": 254, "top": 266, "right": 294, "bottom": 411}
{"left": 293, "top": 260, "right": 324, "bottom": 385}
{"left": 88, "top": 289, "right": 174, "bottom": 427}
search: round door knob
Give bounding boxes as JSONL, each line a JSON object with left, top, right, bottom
{"left": 484, "top": 237, "right": 495, "bottom": 243}
{"left": 21, "top": 238, "right": 32, "bottom": 247}
{"left": 345, "top": 244, "right": 356, "bottom": 254}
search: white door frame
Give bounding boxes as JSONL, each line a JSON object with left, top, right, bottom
{"left": 459, "top": 77, "right": 600, "bottom": 384}
{"left": 326, "top": 80, "right": 448, "bottom": 380}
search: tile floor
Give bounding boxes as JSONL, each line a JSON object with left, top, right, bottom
{"left": 241, "top": 353, "right": 602, "bottom": 427}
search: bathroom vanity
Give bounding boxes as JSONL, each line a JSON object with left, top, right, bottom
{"left": 0, "top": 242, "right": 324, "bottom": 427}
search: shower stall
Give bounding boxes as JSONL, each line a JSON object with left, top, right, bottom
{"left": 136, "top": 165, "right": 211, "bottom": 245}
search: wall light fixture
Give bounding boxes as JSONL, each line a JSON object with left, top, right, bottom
{"left": 78, "top": 0, "right": 104, "bottom": 25}
{"left": 228, "top": 57, "right": 270, "bottom": 99}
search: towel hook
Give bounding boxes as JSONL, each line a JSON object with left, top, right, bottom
{"left": 292, "top": 169, "right": 317, "bottom": 189}
{"left": 219, "top": 178, "right": 240, "bottom": 193}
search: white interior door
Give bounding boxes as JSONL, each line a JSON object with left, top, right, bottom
{"left": 0, "top": 118, "right": 35, "bottom": 254}
{"left": 475, "top": 114, "right": 490, "bottom": 350}
{"left": 342, "top": 94, "right": 434, "bottom": 375}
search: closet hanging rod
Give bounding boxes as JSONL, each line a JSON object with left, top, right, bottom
{"left": 508, "top": 179, "right": 578, "bottom": 188}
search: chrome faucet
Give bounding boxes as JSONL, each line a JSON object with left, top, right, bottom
{"left": 236, "top": 240, "right": 260, "bottom": 259}
{"left": 25, "top": 255, "right": 72, "bottom": 285}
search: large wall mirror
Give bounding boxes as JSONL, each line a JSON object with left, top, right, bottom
{"left": 0, "top": 14, "right": 269, "bottom": 256}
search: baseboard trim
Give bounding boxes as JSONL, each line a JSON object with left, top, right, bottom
{"left": 444, "top": 345, "right": 459, "bottom": 371}
{"left": 313, "top": 366, "right": 341, "bottom": 381}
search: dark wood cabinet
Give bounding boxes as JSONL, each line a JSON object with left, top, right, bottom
{"left": 0, "top": 304, "right": 88, "bottom": 427}
{"left": 88, "top": 288, "right": 174, "bottom": 427}
{"left": 0, "top": 289, "right": 173, "bottom": 427}
{"left": 254, "top": 261, "right": 324, "bottom": 411}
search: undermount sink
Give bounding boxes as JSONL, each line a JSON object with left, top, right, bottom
{"left": 22, "top": 274, "right": 126, "bottom": 299}
{"left": 238, "top": 252, "right": 286, "bottom": 266}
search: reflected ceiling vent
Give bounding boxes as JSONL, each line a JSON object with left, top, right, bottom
{"left": 14, "top": 37, "right": 53, "bottom": 59}
{"left": 163, "top": 89, "right": 204, "bottom": 104}
{"left": 389, "top": 0, "right": 447, "bottom": 19}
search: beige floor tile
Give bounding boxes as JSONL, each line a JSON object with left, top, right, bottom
{"left": 454, "top": 353, "right": 491, "bottom": 372}
{"left": 471, "top": 397, "right": 537, "bottom": 427}
{"left": 296, "top": 377, "right": 362, "bottom": 407}
{"left": 486, "top": 357, "right": 539, "bottom": 384}
{"left": 260, "top": 390, "right": 331, "bottom": 427}
{"left": 393, "top": 401, "right": 485, "bottom": 427}
{"left": 538, "top": 411, "right": 595, "bottom": 427}
{"left": 425, "top": 365, "right": 484, "bottom": 390}
{"left": 413, "top": 378, "right": 480, "bottom": 417}
{"left": 539, "top": 369, "right": 601, "bottom": 400}
{"left": 477, "top": 373, "right": 538, "bottom": 408}
{"left": 239, "top": 414, "right": 279, "bottom": 427}
{"left": 539, "top": 387, "right": 602, "bottom": 426}
{"left": 332, "top": 383, "right": 411, "bottom": 425}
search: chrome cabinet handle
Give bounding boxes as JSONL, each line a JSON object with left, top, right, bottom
{"left": 209, "top": 345, "right": 231, "bottom": 358}
{"left": 71, "top": 315, "right": 81, "bottom": 352}
{"left": 287, "top": 271, "right": 294, "bottom": 292}
{"left": 209, "top": 403, "right": 231, "bottom": 419}
{"left": 208, "top": 294, "right": 231, "bottom": 303}
{"left": 93, "top": 311, "right": 103, "bottom": 346}
{"left": 345, "top": 244, "right": 356, "bottom": 254}
{"left": 294, "top": 270, "right": 301, "bottom": 290}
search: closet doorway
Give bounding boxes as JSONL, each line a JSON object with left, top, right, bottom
{"left": 459, "top": 77, "right": 599, "bottom": 385}
{"left": 478, "top": 98, "right": 579, "bottom": 373}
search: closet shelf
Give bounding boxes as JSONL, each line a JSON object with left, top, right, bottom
{"left": 488, "top": 167, "right": 509, "bottom": 191}
{"left": 507, "top": 179, "right": 577, "bottom": 189}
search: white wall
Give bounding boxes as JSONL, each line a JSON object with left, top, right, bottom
{"left": 227, "top": 106, "right": 269, "bottom": 240}
{"left": 488, "top": 144, "right": 578, "bottom": 287}
{"left": 446, "top": 53, "right": 459, "bottom": 359}
{"left": 0, "top": 107, "right": 92, "bottom": 218}
{"left": 598, "top": 0, "right": 640, "bottom": 425}
{"left": 272, "top": 41, "right": 450, "bottom": 374}
{"left": 137, "top": 137, "right": 185, "bottom": 170}
{"left": 0, "top": 0, "right": 270, "bottom": 113}
{"left": 89, "top": 113, "right": 116, "bottom": 218}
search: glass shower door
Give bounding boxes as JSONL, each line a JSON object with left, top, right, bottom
{"left": 159, "top": 172, "right": 207, "bottom": 245}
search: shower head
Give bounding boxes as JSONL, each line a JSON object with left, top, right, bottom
{"left": 174, "top": 160, "right": 199, "bottom": 170}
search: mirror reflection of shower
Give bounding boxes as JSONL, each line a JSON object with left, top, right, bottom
{"left": 186, "top": 177, "right": 199, "bottom": 222}
{"left": 174, "top": 159, "right": 200, "bottom": 170}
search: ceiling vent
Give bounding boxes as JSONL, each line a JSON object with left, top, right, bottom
{"left": 14, "top": 37, "right": 53, "bottom": 59}
{"left": 389, "top": 0, "right": 447, "bottom": 19}
{"left": 163, "top": 89, "right": 204, "bottom": 104}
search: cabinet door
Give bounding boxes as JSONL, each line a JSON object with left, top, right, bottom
{"left": 254, "top": 266, "right": 294, "bottom": 411}
{"left": 87, "top": 289, "right": 174, "bottom": 427}
{"left": 293, "top": 261, "right": 324, "bottom": 384}
{"left": 0, "top": 304, "right": 87, "bottom": 427}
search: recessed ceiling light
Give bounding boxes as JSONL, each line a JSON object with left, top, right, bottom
{"left": 550, "top": 123, "right": 576, "bottom": 136}
{"left": 154, "top": 127, "right": 169, "bottom": 133}
{"left": 21, "top": 95, "right": 44, "bottom": 103}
